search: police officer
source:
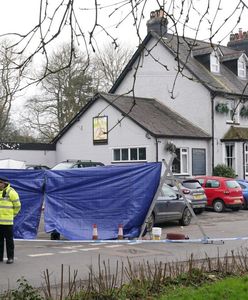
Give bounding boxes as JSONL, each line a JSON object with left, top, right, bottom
{"left": 0, "top": 177, "right": 21, "bottom": 264}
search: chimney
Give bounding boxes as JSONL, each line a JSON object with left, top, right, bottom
{"left": 146, "top": 7, "right": 168, "bottom": 37}
{"left": 227, "top": 28, "right": 248, "bottom": 56}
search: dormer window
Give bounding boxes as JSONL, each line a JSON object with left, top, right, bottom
{"left": 210, "top": 52, "right": 220, "bottom": 73}
{"left": 238, "top": 55, "right": 246, "bottom": 78}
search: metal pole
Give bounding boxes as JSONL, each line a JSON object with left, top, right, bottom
{"left": 163, "top": 158, "right": 209, "bottom": 242}
{"left": 138, "top": 155, "right": 176, "bottom": 238}
{"left": 139, "top": 155, "right": 210, "bottom": 243}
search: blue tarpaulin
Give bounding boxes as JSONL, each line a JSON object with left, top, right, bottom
{"left": 0, "top": 162, "right": 161, "bottom": 240}
{"left": 44, "top": 163, "right": 161, "bottom": 240}
{"left": 0, "top": 169, "right": 44, "bottom": 239}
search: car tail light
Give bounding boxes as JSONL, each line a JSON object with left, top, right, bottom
{"left": 182, "top": 189, "right": 190, "bottom": 194}
{"left": 224, "top": 190, "right": 230, "bottom": 194}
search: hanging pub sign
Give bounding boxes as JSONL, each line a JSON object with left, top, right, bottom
{"left": 93, "top": 116, "right": 108, "bottom": 144}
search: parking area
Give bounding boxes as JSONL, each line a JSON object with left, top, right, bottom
{"left": 37, "top": 208, "right": 248, "bottom": 241}
{"left": 156, "top": 208, "right": 248, "bottom": 240}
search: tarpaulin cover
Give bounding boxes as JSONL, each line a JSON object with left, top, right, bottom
{"left": 44, "top": 162, "right": 161, "bottom": 240}
{"left": 0, "top": 169, "right": 44, "bottom": 239}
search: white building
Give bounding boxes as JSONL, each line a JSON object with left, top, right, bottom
{"left": 1, "top": 9, "right": 248, "bottom": 178}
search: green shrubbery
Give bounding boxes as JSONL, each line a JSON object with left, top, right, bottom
{"left": 213, "top": 164, "right": 236, "bottom": 178}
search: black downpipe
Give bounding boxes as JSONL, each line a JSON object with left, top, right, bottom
{"left": 243, "top": 142, "right": 246, "bottom": 179}
{"left": 211, "top": 92, "right": 216, "bottom": 174}
{"left": 155, "top": 137, "right": 158, "bottom": 162}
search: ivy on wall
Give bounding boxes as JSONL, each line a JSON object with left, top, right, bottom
{"left": 215, "top": 103, "right": 229, "bottom": 114}
{"left": 240, "top": 106, "right": 248, "bottom": 118}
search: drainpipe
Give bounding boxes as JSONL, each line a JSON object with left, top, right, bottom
{"left": 155, "top": 137, "right": 159, "bottom": 162}
{"left": 243, "top": 142, "right": 246, "bottom": 179}
{"left": 211, "top": 92, "right": 216, "bottom": 174}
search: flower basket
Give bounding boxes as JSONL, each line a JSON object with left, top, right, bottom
{"left": 215, "top": 103, "right": 229, "bottom": 114}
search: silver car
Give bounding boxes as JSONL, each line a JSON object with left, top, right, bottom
{"left": 166, "top": 178, "right": 207, "bottom": 214}
{"left": 146, "top": 184, "right": 192, "bottom": 230}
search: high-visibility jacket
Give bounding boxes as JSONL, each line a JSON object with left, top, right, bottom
{"left": 0, "top": 184, "right": 21, "bottom": 225}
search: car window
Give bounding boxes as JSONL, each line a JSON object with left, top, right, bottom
{"left": 238, "top": 182, "right": 245, "bottom": 189}
{"left": 52, "top": 162, "right": 74, "bottom": 170}
{"left": 182, "top": 180, "right": 202, "bottom": 189}
{"left": 225, "top": 180, "right": 240, "bottom": 188}
{"left": 205, "top": 179, "right": 220, "bottom": 188}
{"left": 72, "top": 164, "right": 79, "bottom": 168}
{"left": 161, "top": 185, "right": 177, "bottom": 198}
{"left": 197, "top": 178, "right": 204, "bottom": 186}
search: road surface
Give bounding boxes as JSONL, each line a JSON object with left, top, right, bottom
{"left": 1, "top": 209, "right": 248, "bottom": 293}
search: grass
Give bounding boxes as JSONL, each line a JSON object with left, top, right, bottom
{"left": 3, "top": 251, "right": 248, "bottom": 299}
{"left": 158, "top": 275, "right": 248, "bottom": 300}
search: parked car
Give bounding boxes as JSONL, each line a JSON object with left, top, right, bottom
{"left": 195, "top": 176, "right": 243, "bottom": 212}
{"left": 236, "top": 179, "right": 248, "bottom": 209}
{"left": 25, "top": 164, "right": 50, "bottom": 170}
{"left": 146, "top": 183, "right": 192, "bottom": 230}
{"left": 51, "top": 160, "right": 104, "bottom": 170}
{"left": 167, "top": 178, "right": 207, "bottom": 214}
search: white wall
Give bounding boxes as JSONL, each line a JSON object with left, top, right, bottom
{"left": 113, "top": 37, "right": 248, "bottom": 178}
{"left": 158, "top": 138, "right": 210, "bottom": 175}
{"left": 55, "top": 98, "right": 157, "bottom": 165}
{"left": 0, "top": 149, "right": 56, "bottom": 167}
{"left": 115, "top": 39, "right": 212, "bottom": 134}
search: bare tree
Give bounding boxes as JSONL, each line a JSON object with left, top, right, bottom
{"left": 22, "top": 44, "right": 94, "bottom": 140}
{"left": 2, "top": 1, "right": 246, "bottom": 84}
{"left": 1, "top": 1, "right": 248, "bottom": 128}
{"left": 0, "top": 40, "right": 22, "bottom": 139}
{"left": 92, "top": 43, "right": 133, "bottom": 92}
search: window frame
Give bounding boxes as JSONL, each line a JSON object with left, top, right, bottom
{"left": 245, "top": 143, "right": 248, "bottom": 176}
{"left": 172, "top": 147, "right": 189, "bottom": 175}
{"left": 238, "top": 55, "right": 246, "bottom": 79}
{"left": 224, "top": 143, "right": 236, "bottom": 171}
{"left": 112, "top": 147, "right": 147, "bottom": 162}
{"left": 210, "top": 52, "right": 220, "bottom": 73}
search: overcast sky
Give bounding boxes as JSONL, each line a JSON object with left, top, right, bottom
{"left": 1, "top": 0, "right": 248, "bottom": 116}
{"left": 1, "top": 0, "right": 248, "bottom": 49}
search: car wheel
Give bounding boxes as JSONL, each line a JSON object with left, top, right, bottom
{"left": 194, "top": 208, "right": 204, "bottom": 214}
{"left": 179, "top": 208, "right": 191, "bottom": 226}
{"left": 213, "top": 199, "right": 225, "bottom": 213}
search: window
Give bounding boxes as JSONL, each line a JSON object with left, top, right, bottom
{"left": 210, "top": 52, "right": 220, "bottom": 73}
{"left": 113, "top": 147, "right": 146, "bottom": 162}
{"left": 245, "top": 143, "right": 248, "bottom": 175}
{"left": 206, "top": 180, "right": 220, "bottom": 188}
{"left": 225, "top": 180, "right": 240, "bottom": 188}
{"left": 172, "top": 148, "right": 189, "bottom": 174}
{"left": 192, "top": 148, "right": 206, "bottom": 175}
{"left": 225, "top": 143, "right": 235, "bottom": 170}
{"left": 238, "top": 56, "right": 246, "bottom": 78}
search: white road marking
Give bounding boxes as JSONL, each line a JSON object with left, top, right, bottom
{"left": 28, "top": 253, "right": 54, "bottom": 257}
{"left": 79, "top": 247, "right": 100, "bottom": 251}
{"left": 58, "top": 250, "right": 78, "bottom": 254}
{"left": 104, "top": 245, "right": 123, "bottom": 248}
{"left": 61, "top": 245, "right": 84, "bottom": 249}
{"left": 89, "top": 243, "right": 107, "bottom": 246}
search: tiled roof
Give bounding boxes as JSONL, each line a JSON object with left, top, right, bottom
{"left": 110, "top": 32, "right": 248, "bottom": 98}
{"left": 157, "top": 33, "right": 248, "bottom": 96}
{"left": 100, "top": 93, "right": 210, "bottom": 139}
{"left": 222, "top": 126, "right": 248, "bottom": 141}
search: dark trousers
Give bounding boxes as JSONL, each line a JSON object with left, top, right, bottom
{"left": 0, "top": 225, "right": 14, "bottom": 260}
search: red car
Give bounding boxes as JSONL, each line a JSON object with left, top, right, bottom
{"left": 195, "top": 176, "right": 243, "bottom": 212}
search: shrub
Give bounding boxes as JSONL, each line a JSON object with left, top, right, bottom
{"left": 213, "top": 164, "right": 236, "bottom": 178}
